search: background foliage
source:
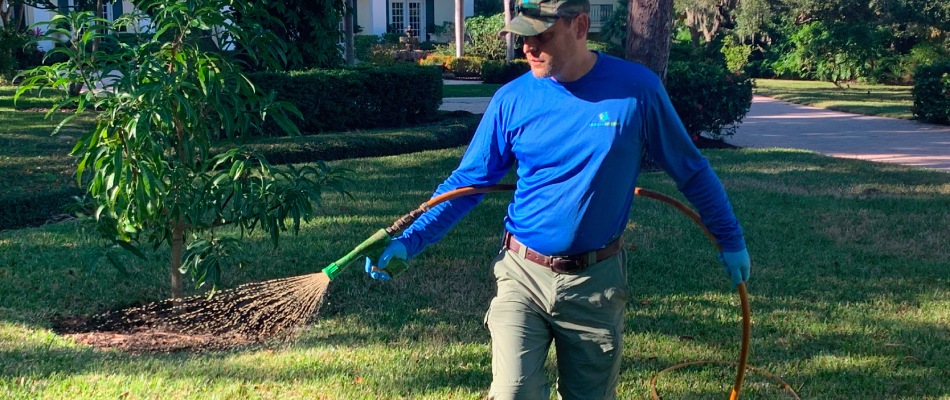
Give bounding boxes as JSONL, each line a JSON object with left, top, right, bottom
{"left": 911, "top": 60, "right": 950, "bottom": 124}
{"left": 666, "top": 61, "right": 753, "bottom": 139}
{"left": 249, "top": 65, "right": 443, "bottom": 134}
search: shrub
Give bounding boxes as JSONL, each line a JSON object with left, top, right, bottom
{"left": 0, "top": 189, "right": 82, "bottom": 231}
{"left": 912, "top": 61, "right": 950, "bottom": 125}
{"left": 363, "top": 43, "right": 405, "bottom": 66}
{"left": 250, "top": 65, "right": 443, "bottom": 133}
{"left": 354, "top": 35, "right": 381, "bottom": 62}
{"left": 665, "top": 61, "right": 753, "bottom": 140}
{"left": 465, "top": 14, "right": 506, "bottom": 60}
{"left": 721, "top": 34, "right": 752, "bottom": 74}
{"left": 481, "top": 59, "right": 530, "bottom": 84}
{"left": 433, "top": 13, "right": 506, "bottom": 60}
{"left": 448, "top": 56, "right": 483, "bottom": 78}
{"left": 419, "top": 53, "right": 454, "bottom": 72}
{"left": 0, "top": 27, "right": 42, "bottom": 81}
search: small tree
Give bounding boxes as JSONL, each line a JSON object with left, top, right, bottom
{"left": 17, "top": 0, "right": 347, "bottom": 298}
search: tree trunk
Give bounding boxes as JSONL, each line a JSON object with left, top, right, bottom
{"left": 504, "top": 0, "right": 513, "bottom": 62}
{"left": 455, "top": 0, "right": 464, "bottom": 57}
{"left": 170, "top": 222, "right": 185, "bottom": 299}
{"left": 343, "top": 0, "right": 355, "bottom": 64}
{"left": 626, "top": 0, "right": 674, "bottom": 82}
{"left": 1, "top": 0, "right": 12, "bottom": 28}
{"left": 703, "top": 13, "right": 721, "bottom": 46}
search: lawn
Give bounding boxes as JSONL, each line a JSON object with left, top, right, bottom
{"left": 1, "top": 142, "right": 948, "bottom": 399}
{"left": 753, "top": 79, "right": 914, "bottom": 119}
{"left": 440, "top": 78, "right": 919, "bottom": 121}
{"left": 442, "top": 83, "right": 502, "bottom": 98}
{"left": 0, "top": 87, "right": 93, "bottom": 199}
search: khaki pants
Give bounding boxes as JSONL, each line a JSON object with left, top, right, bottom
{"left": 484, "top": 247, "right": 628, "bottom": 400}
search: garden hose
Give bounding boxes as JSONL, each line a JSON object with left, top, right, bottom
{"left": 636, "top": 188, "right": 798, "bottom": 399}
{"left": 323, "top": 184, "right": 776, "bottom": 398}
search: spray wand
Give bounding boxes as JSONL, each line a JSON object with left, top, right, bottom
{"left": 320, "top": 184, "right": 517, "bottom": 281}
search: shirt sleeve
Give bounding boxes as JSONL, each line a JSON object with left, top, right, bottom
{"left": 642, "top": 82, "right": 746, "bottom": 252}
{"left": 394, "top": 96, "right": 515, "bottom": 258}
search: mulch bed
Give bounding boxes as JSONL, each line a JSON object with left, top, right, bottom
{"left": 52, "top": 314, "right": 258, "bottom": 354}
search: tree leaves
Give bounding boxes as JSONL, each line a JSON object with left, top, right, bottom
{"left": 16, "top": 1, "right": 349, "bottom": 293}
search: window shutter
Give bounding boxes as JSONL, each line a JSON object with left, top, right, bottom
{"left": 426, "top": 0, "right": 434, "bottom": 35}
{"left": 113, "top": 1, "right": 123, "bottom": 20}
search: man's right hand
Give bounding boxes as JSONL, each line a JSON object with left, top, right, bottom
{"left": 364, "top": 240, "right": 408, "bottom": 281}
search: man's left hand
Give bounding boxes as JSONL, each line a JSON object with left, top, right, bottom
{"left": 719, "top": 249, "right": 750, "bottom": 287}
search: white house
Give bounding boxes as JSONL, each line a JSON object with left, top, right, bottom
{"left": 352, "top": 0, "right": 615, "bottom": 41}
{"left": 18, "top": 0, "right": 135, "bottom": 51}
{"left": 18, "top": 0, "right": 615, "bottom": 50}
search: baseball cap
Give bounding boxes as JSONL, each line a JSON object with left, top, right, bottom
{"left": 499, "top": 0, "right": 591, "bottom": 37}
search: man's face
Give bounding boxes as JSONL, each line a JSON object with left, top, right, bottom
{"left": 522, "top": 17, "right": 579, "bottom": 79}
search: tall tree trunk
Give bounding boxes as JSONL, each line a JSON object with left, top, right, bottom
{"left": 343, "top": 0, "right": 355, "bottom": 64}
{"left": 626, "top": 0, "right": 674, "bottom": 82}
{"left": 1, "top": 0, "right": 13, "bottom": 28}
{"left": 504, "top": 0, "right": 513, "bottom": 62}
{"left": 170, "top": 222, "right": 185, "bottom": 299}
{"left": 455, "top": 0, "right": 464, "bottom": 57}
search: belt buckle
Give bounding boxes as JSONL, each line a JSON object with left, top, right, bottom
{"left": 550, "top": 257, "right": 584, "bottom": 274}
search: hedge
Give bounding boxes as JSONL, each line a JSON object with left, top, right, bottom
{"left": 912, "top": 61, "right": 950, "bottom": 125}
{"left": 0, "top": 188, "right": 82, "bottom": 231}
{"left": 481, "top": 60, "right": 530, "bottom": 84}
{"left": 240, "top": 113, "right": 481, "bottom": 164}
{"left": 249, "top": 65, "right": 443, "bottom": 134}
{"left": 665, "top": 61, "right": 753, "bottom": 140}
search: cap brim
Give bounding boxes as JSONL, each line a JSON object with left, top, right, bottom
{"left": 498, "top": 15, "right": 558, "bottom": 37}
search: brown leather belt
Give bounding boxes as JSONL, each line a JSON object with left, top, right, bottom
{"left": 503, "top": 231, "right": 623, "bottom": 274}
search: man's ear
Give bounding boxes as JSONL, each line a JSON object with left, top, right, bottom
{"left": 574, "top": 13, "right": 591, "bottom": 40}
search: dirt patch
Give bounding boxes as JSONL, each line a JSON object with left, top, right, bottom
{"left": 51, "top": 272, "right": 331, "bottom": 353}
{"left": 55, "top": 314, "right": 255, "bottom": 353}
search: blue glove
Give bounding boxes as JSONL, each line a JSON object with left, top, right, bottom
{"left": 719, "top": 248, "right": 750, "bottom": 287}
{"left": 364, "top": 240, "right": 408, "bottom": 281}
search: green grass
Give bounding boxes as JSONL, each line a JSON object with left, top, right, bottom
{"left": 442, "top": 83, "right": 502, "bottom": 98}
{"left": 0, "top": 87, "right": 92, "bottom": 199}
{"left": 754, "top": 79, "right": 914, "bottom": 119}
{"left": 1, "top": 144, "right": 949, "bottom": 398}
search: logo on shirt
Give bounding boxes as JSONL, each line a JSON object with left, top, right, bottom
{"left": 589, "top": 112, "right": 619, "bottom": 128}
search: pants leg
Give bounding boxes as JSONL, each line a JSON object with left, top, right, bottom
{"left": 552, "top": 250, "right": 628, "bottom": 400}
{"left": 486, "top": 251, "right": 554, "bottom": 400}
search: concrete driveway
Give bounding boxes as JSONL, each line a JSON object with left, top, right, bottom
{"left": 728, "top": 96, "right": 950, "bottom": 172}
{"left": 440, "top": 95, "right": 950, "bottom": 172}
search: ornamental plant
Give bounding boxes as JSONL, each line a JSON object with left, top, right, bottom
{"left": 16, "top": 0, "right": 347, "bottom": 298}
{"left": 911, "top": 60, "right": 950, "bottom": 125}
{"left": 665, "top": 61, "right": 753, "bottom": 140}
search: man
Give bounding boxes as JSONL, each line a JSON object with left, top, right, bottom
{"left": 365, "top": 0, "right": 751, "bottom": 398}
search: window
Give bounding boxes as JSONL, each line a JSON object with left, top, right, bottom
{"left": 390, "top": 1, "right": 405, "bottom": 33}
{"left": 407, "top": 2, "right": 421, "bottom": 37}
{"left": 590, "top": 4, "right": 613, "bottom": 26}
{"left": 100, "top": 1, "right": 113, "bottom": 21}
{"left": 389, "top": 0, "right": 423, "bottom": 36}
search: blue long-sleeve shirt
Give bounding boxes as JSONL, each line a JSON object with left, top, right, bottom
{"left": 396, "top": 52, "right": 744, "bottom": 258}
